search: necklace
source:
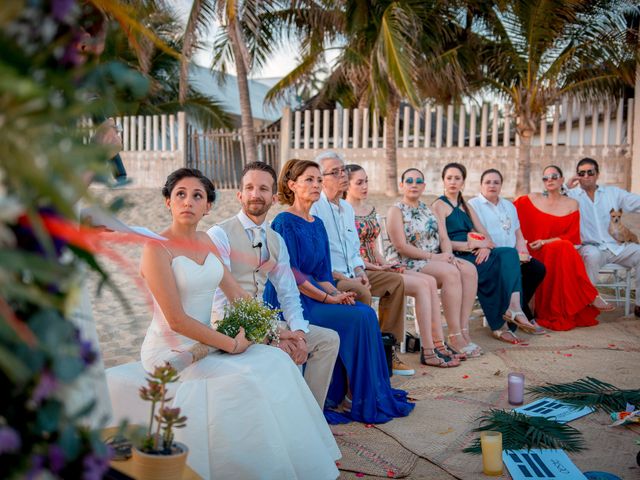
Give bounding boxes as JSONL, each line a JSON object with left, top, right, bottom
{"left": 491, "top": 200, "right": 512, "bottom": 232}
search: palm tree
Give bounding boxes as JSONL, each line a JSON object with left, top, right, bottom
{"left": 102, "top": 1, "right": 232, "bottom": 129}
{"left": 266, "top": 0, "right": 468, "bottom": 195}
{"left": 470, "top": 0, "right": 634, "bottom": 194}
{"left": 181, "top": 0, "right": 283, "bottom": 164}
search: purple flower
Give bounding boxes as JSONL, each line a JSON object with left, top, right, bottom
{"left": 48, "top": 444, "right": 66, "bottom": 473}
{"left": 0, "top": 426, "right": 21, "bottom": 454}
{"left": 79, "top": 339, "right": 97, "bottom": 366}
{"left": 26, "top": 454, "right": 45, "bottom": 480}
{"left": 32, "top": 371, "right": 58, "bottom": 405}
{"left": 82, "top": 453, "right": 110, "bottom": 480}
{"left": 51, "top": 0, "right": 75, "bottom": 21}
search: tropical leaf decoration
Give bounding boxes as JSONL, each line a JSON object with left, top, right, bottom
{"left": 463, "top": 409, "right": 586, "bottom": 454}
{"left": 528, "top": 377, "right": 640, "bottom": 414}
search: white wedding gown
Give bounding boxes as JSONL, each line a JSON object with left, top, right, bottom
{"left": 140, "top": 253, "right": 340, "bottom": 480}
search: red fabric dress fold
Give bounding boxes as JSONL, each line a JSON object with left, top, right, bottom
{"left": 514, "top": 195, "right": 599, "bottom": 331}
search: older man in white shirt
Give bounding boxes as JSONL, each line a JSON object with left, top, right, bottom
{"left": 567, "top": 157, "right": 640, "bottom": 317}
{"left": 208, "top": 161, "right": 339, "bottom": 408}
{"left": 310, "top": 151, "right": 412, "bottom": 376}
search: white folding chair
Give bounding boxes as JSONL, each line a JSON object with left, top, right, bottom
{"left": 596, "top": 263, "right": 633, "bottom": 316}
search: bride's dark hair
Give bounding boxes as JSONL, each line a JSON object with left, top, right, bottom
{"left": 162, "top": 168, "right": 216, "bottom": 202}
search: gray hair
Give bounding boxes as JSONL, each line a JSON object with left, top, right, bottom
{"left": 314, "top": 151, "right": 345, "bottom": 173}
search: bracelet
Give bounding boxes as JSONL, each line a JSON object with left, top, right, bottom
{"left": 230, "top": 338, "right": 238, "bottom": 354}
{"left": 322, "top": 292, "right": 328, "bottom": 303}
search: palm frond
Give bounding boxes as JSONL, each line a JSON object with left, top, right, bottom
{"left": 528, "top": 377, "right": 640, "bottom": 414}
{"left": 463, "top": 409, "right": 585, "bottom": 454}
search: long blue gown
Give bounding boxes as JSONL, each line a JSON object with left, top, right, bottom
{"left": 264, "top": 212, "right": 414, "bottom": 424}
{"left": 438, "top": 196, "right": 522, "bottom": 331}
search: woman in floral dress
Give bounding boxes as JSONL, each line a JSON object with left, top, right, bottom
{"left": 385, "top": 168, "right": 481, "bottom": 357}
{"left": 343, "top": 163, "right": 462, "bottom": 366}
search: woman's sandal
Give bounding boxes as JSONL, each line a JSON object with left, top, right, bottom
{"left": 448, "top": 332, "right": 481, "bottom": 358}
{"left": 420, "top": 348, "right": 460, "bottom": 367}
{"left": 492, "top": 329, "right": 521, "bottom": 344}
{"left": 503, "top": 309, "right": 546, "bottom": 335}
{"left": 462, "top": 328, "right": 484, "bottom": 355}
{"left": 435, "top": 339, "right": 466, "bottom": 361}
{"left": 591, "top": 295, "right": 616, "bottom": 312}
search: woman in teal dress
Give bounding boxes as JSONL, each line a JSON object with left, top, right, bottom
{"left": 432, "top": 163, "right": 543, "bottom": 344}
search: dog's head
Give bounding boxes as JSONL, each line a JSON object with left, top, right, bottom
{"left": 609, "top": 208, "right": 623, "bottom": 224}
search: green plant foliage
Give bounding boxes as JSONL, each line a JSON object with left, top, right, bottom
{"left": 216, "top": 298, "right": 281, "bottom": 343}
{"left": 137, "top": 362, "right": 186, "bottom": 454}
{"left": 463, "top": 409, "right": 586, "bottom": 455}
{"left": 0, "top": 1, "right": 156, "bottom": 477}
{"left": 528, "top": 377, "right": 640, "bottom": 414}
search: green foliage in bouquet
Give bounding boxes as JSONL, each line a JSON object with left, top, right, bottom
{"left": 0, "top": 1, "right": 165, "bottom": 477}
{"left": 138, "top": 363, "right": 187, "bottom": 454}
{"left": 463, "top": 409, "right": 585, "bottom": 454}
{"left": 216, "top": 298, "right": 281, "bottom": 343}
{"left": 528, "top": 377, "right": 640, "bottom": 414}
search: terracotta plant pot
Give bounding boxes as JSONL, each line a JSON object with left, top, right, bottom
{"left": 131, "top": 442, "right": 188, "bottom": 480}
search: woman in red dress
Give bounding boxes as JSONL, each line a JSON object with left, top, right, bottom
{"left": 514, "top": 165, "right": 613, "bottom": 331}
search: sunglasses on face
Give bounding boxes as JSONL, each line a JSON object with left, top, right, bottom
{"left": 322, "top": 168, "right": 346, "bottom": 178}
{"left": 542, "top": 173, "right": 560, "bottom": 182}
{"left": 404, "top": 178, "right": 424, "bottom": 185}
{"left": 577, "top": 169, "right": 596, "bottom": 177}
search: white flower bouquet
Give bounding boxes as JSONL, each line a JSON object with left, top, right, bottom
{"left": 216, "top": 298, "right": 281, "bottom": 343}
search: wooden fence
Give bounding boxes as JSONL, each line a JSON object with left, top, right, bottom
{"left": 85, "top": 96, "right": 634, "bottom": 194}
{"left": 281, "top": 98, "right": 633, "bottom": 196}
{"left": 283, "top": 98, "right": 633, "bottom": 151}
{"left": 187, "top": 125, "right": 280, "bottom": 189}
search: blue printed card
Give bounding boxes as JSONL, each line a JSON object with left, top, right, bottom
{"left": 514, "top": 397, "right": 594, "bottom": 423}
{"left": 503, "top": 449, "right": 586, "bottom": 479}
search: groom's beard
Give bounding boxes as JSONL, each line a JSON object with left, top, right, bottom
{"left": 245, "top": 200, "right": 271, "bottom": 217}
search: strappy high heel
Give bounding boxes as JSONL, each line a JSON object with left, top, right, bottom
{"left": 435, "top": 339, "right": 466, "bottom": 361}
{"left": 461, "top": 328, "right": 483, "bottom": 355}
{"left": 420, "top": 348, "right": 460, "bottom": 368}
{"left": 448, "top": 332, "right": 481, "bottom": 358}
{"left": 503, "top": 309, "right": 546, "bottom": 334}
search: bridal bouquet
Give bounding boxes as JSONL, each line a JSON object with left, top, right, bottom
{"left": 216, "top": 298, "right": 281, "bottom": 343}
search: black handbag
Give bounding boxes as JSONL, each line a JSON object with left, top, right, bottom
{"left": 404, "top": 332, "right": 421, "bottom": 353}
{"left": 380, "top": 332, "right": 396, "bottom": 377}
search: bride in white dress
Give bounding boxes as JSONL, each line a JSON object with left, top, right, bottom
{"left": 140, "top": 168, "right": 340, "bottom": 480}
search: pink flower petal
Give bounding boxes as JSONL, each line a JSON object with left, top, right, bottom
{"left": 356, "top": 473, "right": 365, "bottom": 477}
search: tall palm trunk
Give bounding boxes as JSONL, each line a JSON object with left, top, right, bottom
{"left": 515, "top": 129, "right": 533, "bottom": 195}
{"left": 384, "top": 94, "right": 400, "bottom": 196}
{"left": 227, "top": 17, "right": 258, "bottom": 164}
{"left": 179, "top": 0, "right": 203, "bottom": 105}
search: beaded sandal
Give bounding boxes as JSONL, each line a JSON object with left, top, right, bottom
{"left": 434, "top": 339, "right": 466, "bottom": 361}
{"left": 420, "top": 348, "right": 460, "bottom": 368}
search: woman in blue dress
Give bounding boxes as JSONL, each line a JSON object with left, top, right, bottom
{"left": 432, "top": 163, "right": 544, "bottom": 344}
{"left": 264, "top": 159, "right": 414, "bottom": 424}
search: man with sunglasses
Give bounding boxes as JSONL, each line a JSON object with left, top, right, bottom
{"left": 310, "top": 152, "right": 412, "bottom": 376}
{"left": 567, "top": 157, "right": 640, "bottom": 317}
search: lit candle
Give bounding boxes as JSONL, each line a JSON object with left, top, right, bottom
{"left": 508, "top": 373, "right": 525, "bottom": 405}
{"left": 480, "top": 431, "right": 503, "bottom": 476}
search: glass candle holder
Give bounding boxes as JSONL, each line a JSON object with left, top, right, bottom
{"left": 480, "top": 431, "right": 503, "bottom": 476}
{"left": 508, "top": 373, "right": 525, "bottom": 405}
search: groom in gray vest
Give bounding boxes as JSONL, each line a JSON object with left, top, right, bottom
{"left": 208, "top": 162, "right": 340, "bottom": 408}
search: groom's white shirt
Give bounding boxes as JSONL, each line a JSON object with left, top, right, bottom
{"left": 208, "top": 210, "right": 310, "bottom": 333}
